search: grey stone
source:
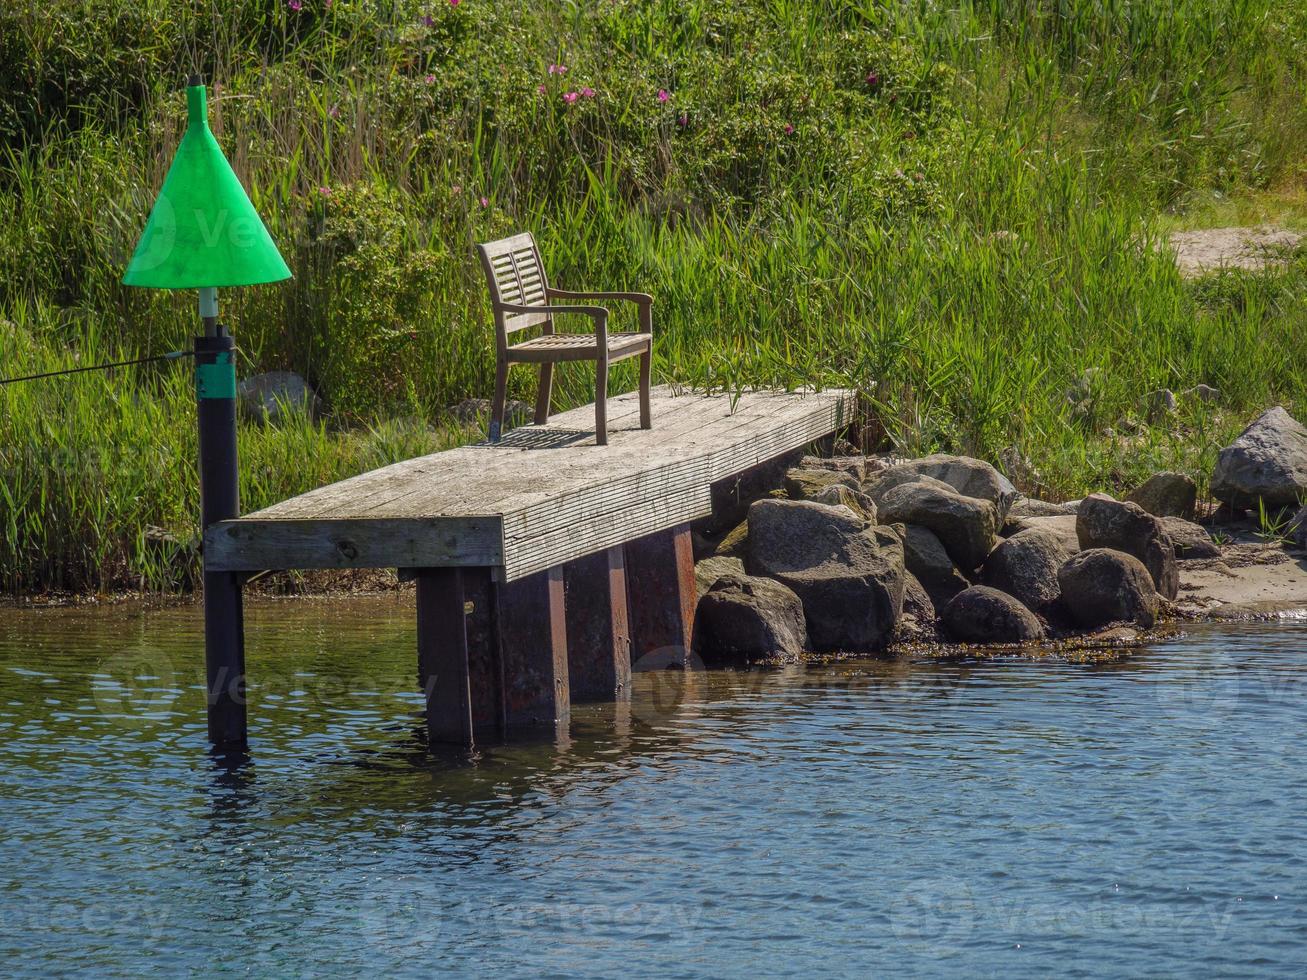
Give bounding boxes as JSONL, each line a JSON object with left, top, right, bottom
{"left": 694, "top": 574, "right": 809, "bottom": 664}
{"left": 1211, "top": 407, "right": 1307, "bottom": 509}
{"left": 809, "top": 483, "right": 877, "bottom": 522}
{"left": 1057, "top": 549, "right": 1159, "bottom": 629}
{"left": 901, "top": 571, "right": 936, "bottom": 624}
{"left": 941, "top": 586, "right": 1045, "bottom": 643}
{"left": 1182, "top": 383, "right": 1221, "bottom": 404}
{"left": 1157, "top": 517, "right": 1220, "bottom": 559}
{"left": 694, "top": 555, "right": 746, "bottom": 596}
{"left": 871, "top": 454, "right": 1018, "bottom": 520}
{"left": 1076, "top": 493, "right": 1179, "bottom": 600}
{"left": 238, "top": 371, "right": 320, "bottom": 424}
{"left": 901, "top": 524, "right": 970, "bottom": 605}
{"left": 1003, "top": 514, "right": 1081, "bottom": 554}
{"left": 878, "top": 481, "right": 1000, "bottom": 571}
{"left": 745, "top": 499, "right": 905, "bottom": 651}
{"left": 1125, "top": 472, "right": 1197, "bottom": 520}
{"left": 1288, "top": 505, "right": 1307, "bottom": 550}
{"left": 784, "top": 466, "right": 859, "bottom": 500}
{"left": 1144, "top": 388, "right": 1178, "bottom": 418}
{"left": 1008, "top": 497, "right": 1076, "bottom": 519}
{"left": 863, "top": 470, "right": 956, "bottom": 508}
{"left": 982, "top": 527, "right": 1077, "bottom": 614}
{"left": 799, "top": 455, "right": 867, "bottom": 482}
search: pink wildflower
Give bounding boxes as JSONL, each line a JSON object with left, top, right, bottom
{"left": 563, "top": 91, "right": 579, "bottom": 104}
{"left": 677, "top": 113, "right": 689, "bottom": 128}
{"left": 328, "top": 104, "right": 341, "bottom": 118}
{"left": 479, "top": 196, "right": 489, "bottom": 207}
{"left": 549, "top": 64, "right": 568, "bottom": 75}
{"left": 450, "top": 0, "right": 461, "bottom": 6}
{"left": 865, "top": 72, "right": 879, "bottom": 88}
{"left": 318, "top": 186, "right": 331, "bottom": 196}
{"left": 425, "top": 74, "right": 436, "bottom": 84}
{"left": 580, "top": 87, "right": 595, "bottom": 98}
{"left": 784, "top": 123, "right": 795, "bottom": 134}
{"left": 657, "top": 89, "right": 670, "bottom": 103}
{"left": 537, "top": 84, "right": 547, "bottom": 94}
{"left": 288, "top": 0, "right": 302, "bottom": 10}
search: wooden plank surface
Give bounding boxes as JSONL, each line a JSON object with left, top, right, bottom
{"left": 205, "top": 386, "right": 853, "bottom": 577}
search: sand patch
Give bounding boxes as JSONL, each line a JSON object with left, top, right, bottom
{"left": 1168, "top": 225, "right": 1301, "bottom": 277}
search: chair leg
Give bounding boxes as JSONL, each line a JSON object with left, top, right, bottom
{"left": 534, "top": 362, "right": 554, "bottom": 425}
{"left": 595, "top": 359, "right": 608, "bottom": 446}
{"left": 490, "top": 358, "right": 509, "bottom": 442}
{"left": 639, "top": 350, "right": 652, "bottom": 430}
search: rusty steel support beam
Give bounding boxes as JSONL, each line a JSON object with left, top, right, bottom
{"left": 563, "top": 546, "right": 632, "bottom": 702}
{"left": 624, "top": 523, "right": 697, "bottom": 668}
{"left": 495, "top": 566, "right": 570, "bottom": 735}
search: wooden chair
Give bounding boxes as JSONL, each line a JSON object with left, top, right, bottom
{"left": 476, "top": 232, "right": 653, "bottom": 445}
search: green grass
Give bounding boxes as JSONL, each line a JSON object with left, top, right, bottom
{"left": 2, "top": 0, "right": 1307, "bottom": 593}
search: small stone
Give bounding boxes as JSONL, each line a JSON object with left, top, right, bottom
{"left": 784, "top": 466, "right": 859, "bottom": 500}
{"left": 1157, "top": 517, "right": 1220, "bottom": 559}
{"left": 941, "top": 586, "right": 1045, "bottom": 643}
{"left": 1125, "top": 472, "right": 1198, "bottom": 520}
{"left": 1183, "top": 383, "right": 1221, "bottom": 404}
{"left": 694, "top": 574, "right": 808, "bottom": 664}
{"left": 1144, "top": 388, "right": 1178, "bottom": 418}
{"left": 238, "top": 371, "right": 320, "bottom": 424}
{"left": 1057, "top": 549, "right": 1159, "bottom": 629}
{"left": 1285, "top": 505, "right": 1307, "bottom": 550}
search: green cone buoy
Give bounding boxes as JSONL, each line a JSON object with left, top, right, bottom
{"left": 123, "top": 82, "right": 290, "bottom": 289}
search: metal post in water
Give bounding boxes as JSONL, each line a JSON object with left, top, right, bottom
{"left": 195, "top": 307, "right": 246, "bottom": 748}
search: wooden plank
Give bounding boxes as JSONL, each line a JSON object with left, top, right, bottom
{"left": 206, "top": 517, "right": 503, "bottom": 572}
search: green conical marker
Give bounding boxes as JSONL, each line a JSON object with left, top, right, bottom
{"left": 124, "top": 81, "right": 291, "bottom": 292}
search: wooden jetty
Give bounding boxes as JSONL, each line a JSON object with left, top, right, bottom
{"left": 205, "top": 386, "right": 854, "bottom": 748}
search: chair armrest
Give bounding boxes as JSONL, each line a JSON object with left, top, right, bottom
{"left": 546, "top": 289, "right": 652, "bottom": 334}
{"left": 546, "top": 288, "right": 653, "bottom": 306}
{"left": 497, "top": 302, "right": 609, "bottom": 343}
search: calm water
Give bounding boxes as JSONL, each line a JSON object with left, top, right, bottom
{"left": 2, "top": 597, "right": 1306, "bottom": 977}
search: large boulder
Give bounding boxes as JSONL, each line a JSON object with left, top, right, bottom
{"left": 1057, "top": 549, "right": 1159, "bottom": 629}
{"left": 1076, "top": 494, "right": 1179, "bottom": 600}
{"left": 878, "top": 481, "right": 1000, "bottom": 571}
{"left": 901, "top": 571, "right": 937, "bottom": 624}
{"left": 900, "top": 524, "right": 970, "bottom": 605}
{"left": 1125, "top": 472, "right": 1197, "bottom": 520}
{"left": 941, "top": 586, "right": 1045, "bottom": 643}
{"left": 877, "top": 454, "right": 1019, "bottom": 520}
{"left": 238, "top": 371, "right": 320, "bottom": 424}
{"left": 1289, "top": 505, "right": 1307, "bottom": 551}
{"left": 1157, "top": 517, "right": 1220, "bottom": 560}
{"left": 1211, "top": 407, "right": 1307, "bottom": 509}
{"left": 746, "top": 499, "right": 905, "bottom": 651}
{"left": 694, "top": 574, "right": 809, "bottom": 664}
{"left": 982, "top": 526, "right": 1077, "bottom": 614}
{"left": 1007, "top": 497, "right": 1076, "bottom": 519}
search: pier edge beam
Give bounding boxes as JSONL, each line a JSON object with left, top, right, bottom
{"left": 624, "top": 523, "right": 697, "bottom": 668}
{"left": 563, "top": 546, "right": 633, "bottom": 702}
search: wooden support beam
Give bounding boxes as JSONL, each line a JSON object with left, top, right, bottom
{"left": 563, "top": 546, "right": 632, "bottom": 702}
{"left": 624, "top": 523, "right": 697, "bottom": 668}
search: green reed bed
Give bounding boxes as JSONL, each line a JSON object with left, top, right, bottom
{"left": 2, "top": 0, "right": 1307, "bottom": 592}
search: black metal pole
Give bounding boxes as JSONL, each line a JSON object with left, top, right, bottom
{"left": 196, "top": 329, "right": 246, "bottom": 749}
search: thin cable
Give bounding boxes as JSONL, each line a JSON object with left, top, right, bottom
{"left": 0, "top": 350, "right": 195, "bottom": 387}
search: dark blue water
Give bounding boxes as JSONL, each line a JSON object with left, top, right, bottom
{"left": 1, "top": 597, "right": 1305, "bottom": 976}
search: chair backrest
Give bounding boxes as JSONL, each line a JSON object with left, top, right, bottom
{"left": 476, "top": 232, "right": 552, "bottom": 342}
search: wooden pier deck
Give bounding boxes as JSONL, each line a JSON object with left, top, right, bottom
{"left": 202, "top": 386, "right": 854, "bottom": 749}
{"left": 207, "top": 386, "right": 853, "bottom": 581}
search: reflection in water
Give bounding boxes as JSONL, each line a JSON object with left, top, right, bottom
{"left": 0, "top": 597, "right": 1305, "bottom": 976}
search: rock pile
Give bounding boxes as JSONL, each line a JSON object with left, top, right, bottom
{"left": 692, "top": 453, "right": 1215, "bottom": 663}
